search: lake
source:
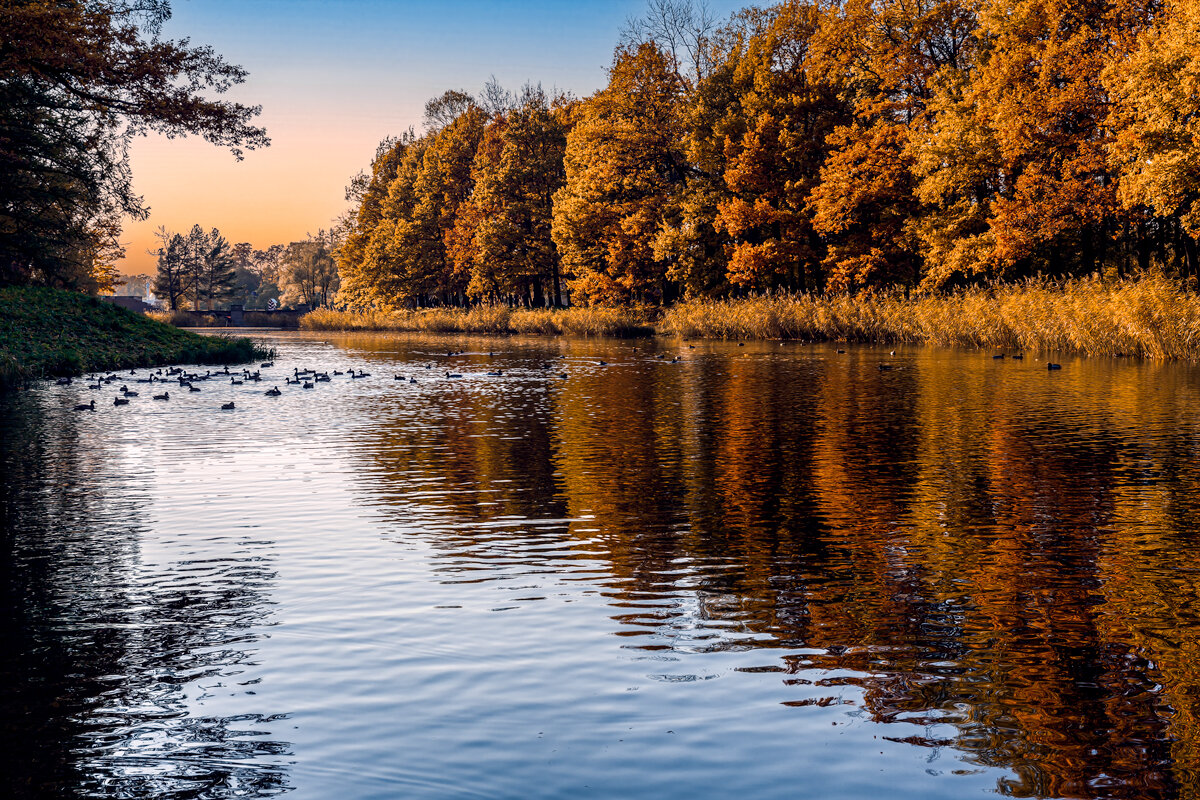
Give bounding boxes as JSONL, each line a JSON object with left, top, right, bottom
{"left": 2, "top": 332, "right": 1198, "bottom": 799}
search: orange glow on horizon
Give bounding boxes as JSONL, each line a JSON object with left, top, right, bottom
{"left": 119, "top": 118, "right": 393, "bottom": 276}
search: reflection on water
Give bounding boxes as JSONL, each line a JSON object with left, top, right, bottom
{"left": 4, "top": 333, "right": 1200, "bottom": 798}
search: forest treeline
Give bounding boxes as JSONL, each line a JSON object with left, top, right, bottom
{"left": 338, "top": 0, "right": 1200, "bottom": 309}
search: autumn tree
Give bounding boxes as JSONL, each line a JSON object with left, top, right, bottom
{"left": 807, "top": 0, "right": 976, "bottom": 290}
{"left": 912, "top": 0, "right": 1157, "bottom": 287}
{"left": 553, "top": 43, "right": 688, "bottom": 305}
{"left": 337, "top": 134, "right": 414, "bottom": 308}
{"left": 463, "top": 85, "right": 569, "bottom": 306}
{"left": 0, "top": 0, "right": 267, "bottom": 291}
{"left": 1104, "top": 0, "right": 1200, "bottom": 274}
{"left": 696, "top": 2, "right": 852, "bottom": 293}
{"left": 399, "top": 103, "right": 487, "bottom": 304}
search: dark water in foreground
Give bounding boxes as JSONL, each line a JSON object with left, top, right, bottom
{"left": 3, "top": 333, "right": 1200, "bottom": 799}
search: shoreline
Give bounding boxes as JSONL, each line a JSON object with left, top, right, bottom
{"left": 290, "top": 274, "right": 1200, "bottom": 361}
{"left": 0, "top": 287, "right": 273, "bottom": 389}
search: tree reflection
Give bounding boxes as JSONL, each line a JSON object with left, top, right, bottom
{"left": 348, "top": 339, "right": 1200, "bottom": 798}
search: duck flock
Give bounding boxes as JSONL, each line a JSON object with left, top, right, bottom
{"left": 54, "top": 344, "right": 1062, "bottom": 414}
{"left": 55, "top": 348, "right": 682, "bottom": 413}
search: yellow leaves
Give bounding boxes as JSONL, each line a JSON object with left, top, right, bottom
{"left": 715, "top": 198, "right": 777, "bottom": 237}
{"left": 1104, "top": 0, "right": 1200, "bottom": 235}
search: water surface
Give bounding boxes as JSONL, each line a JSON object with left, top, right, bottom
{"left": 3, "top": 333, "right": 1199, "bottom": 798}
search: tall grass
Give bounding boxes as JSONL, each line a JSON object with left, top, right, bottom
{"left": 661, "top": 274, "right": 1200, "bottom": 359}
{"left": 301, "top": 306, "right": 655, "bottom": 337}
{"left": 147, "top": 310, "right": 226, "bottom": 327}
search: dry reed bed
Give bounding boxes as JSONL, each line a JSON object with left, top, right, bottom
{"left": 661, "top": 275, "right": 1200, "bottom": 359}
{"left": 300, "top": 306, "right": 655, "bottom": 337}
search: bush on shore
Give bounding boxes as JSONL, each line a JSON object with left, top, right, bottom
{"left": 660, "top": 273, "right": 1200, "bottom": 359}
{"left": 0, "top": 287, "right": 272, "bottom": 388}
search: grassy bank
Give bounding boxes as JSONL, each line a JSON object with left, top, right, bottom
{"left": 301, "top": 305, "right": 655, "bottom": 337}
{"left": 661, "top": 274, "right": 1200, "bottom": 359}
{"left": 0, "top": 287, "right": 272, "bottom": 388}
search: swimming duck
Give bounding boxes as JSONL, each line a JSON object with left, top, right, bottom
{"left": 445, "top": 371, "right": 462, "bottom": 378}
{"left": 74, "top": 400, "right": 95, "bottom": 411}
{"left": 1047, "top": 363, "right": 1062, "bottom": 370}
{"left": 153, "top": 391, "right": 169, "bottom": 401}
{"left": 113, "top": 396, "right": 129, "bottom": 406}
{"left": 265, "top": 386, "right": 282, "bottom": 396}
{"left": 302, "top": 381, "right": 314, "bottom": 389}
{"left": 221, "top": 401, "right": 235, "bottom": 410}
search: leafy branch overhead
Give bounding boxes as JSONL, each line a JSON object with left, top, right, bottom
{"left": 0, "top": 0, "right": 268, "bottom": 291}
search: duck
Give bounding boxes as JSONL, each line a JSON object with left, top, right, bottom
{"left": 55, "top": 376, "right": 72, "bottom": 385}
{"left": 1011, "top": 353, "right": 1024, "bottom": 360}
{"left": 261, "top": 361, "right": 274, "bottom": 368}
{"left": 302, "top": 381, "right": 314, "bottom": 389}
{"left": 993, "top": 353, "right": 1005, "bottom": 359}
{"left": 221, "top": 401, "right": 235, "bottom": 410}
{"left": 445, "top": 371, "right": 462, "bottom": 378}
{"left": 408, "top": 377, "right": 416, "bottom": 384}
{"left": 230, "top": 378, "right": 243, "bottom": 385}
{"left": 188, "top": 384, "right": 201, "bottom": 392}
{"left": 315, "top": 373, "right": 331, "bottom": 382}
{"left": 1047, "top": 362, "right": 1062, "bottom": 370}
{"left": 74, "top": 400, "right": 95, "bottom": 411}
{"left": 352, "top": 370, "right": 370, "bottom": 378}
{"left": 597, "top": 360, "right": 607, "bottom": 366}
{"left": 486, "top": 370, "right": 503, "bottom": 377}
{"left": 333, "top": 370, "right": 345, "bottom": 376}
{"left": 265, "top": 386, "right": 282, "bottom": 396}
{"left": 113, "top": 396, "right": 130, "bottom": 406}
{"left": 153, "top": 391, "right": 169, "bottom": 401}
{"left": 121, "top": 386, "right": 138, "bottom": 397}
{"left": 878, "top": 363, "right": 893, "bottom": 371}
{"left": 394, "top": 374, "right": 406, "bottom": 380}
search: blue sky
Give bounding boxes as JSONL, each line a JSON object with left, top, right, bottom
{"left": 122, "top": 0, "right": 747, "bottom": 273}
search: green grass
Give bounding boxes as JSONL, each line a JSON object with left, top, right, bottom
{"left": 0, "top": 286, "right": 273, "bottom": 388}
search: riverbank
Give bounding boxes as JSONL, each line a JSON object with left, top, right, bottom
{"left": 0, "top": 287, "right": 271, "bottom": 388}
{"left": 296, "top": 274, "right": 1200, "bottom": 360}
{"left": 661, "top": 274, "right": 1200, "bottom": 359}
{"left": 300, "top": 305, "right": 655, "bottom": 337}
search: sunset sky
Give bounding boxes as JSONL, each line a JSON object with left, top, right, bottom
{"left": 120, "top": 0, "right": 742, "bottom": 275}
